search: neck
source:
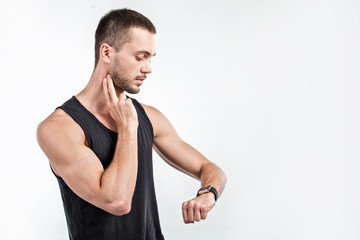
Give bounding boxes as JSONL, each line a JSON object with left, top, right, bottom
{"left": 76, "top": 64, "right": 110, "bottom": 116}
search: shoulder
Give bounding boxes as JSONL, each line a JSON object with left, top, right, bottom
{"left": 139, "top": 102, "right": 169, "bottom": 125}
{"left": 37, "top": 108, "right": 77, "bottom": 135}
{"left": 140, "top": 103, "right": 161, "bottom": 118}
{"left": 37, "top": 108, "right": 85, "bottom": 148}
{"left": 139, "top": 102, "right": 177, "bottom": 139}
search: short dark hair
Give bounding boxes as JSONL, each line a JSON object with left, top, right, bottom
{"left": 94, "top": 8, "right": 156, "bottom": 67}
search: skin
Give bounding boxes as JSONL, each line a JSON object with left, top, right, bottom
{"left": 37, "top": 27, "right": 227, "bottom": 223}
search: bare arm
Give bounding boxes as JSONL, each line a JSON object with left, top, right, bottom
{"left": 37, "top": 75, "right": 138, "bottom": 216}
{"left": 143, "top": 105, "right": 227, "bottom": 223}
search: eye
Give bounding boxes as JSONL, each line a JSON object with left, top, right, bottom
{"left": 136, "top": 56, "right": 145, "bottom": 61}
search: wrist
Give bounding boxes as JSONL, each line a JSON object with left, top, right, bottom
{"left": 117, "top": 127, "right": 137, "bottom": 138}
{"left": 197, "top": 185, "right": 218, "bottom": 202}
{"left": 201, "top": 192, "right": 216, "bottom": 203}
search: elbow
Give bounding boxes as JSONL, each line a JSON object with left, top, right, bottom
{"left": 106, "top": 200, "right": 132, "bottom": 216}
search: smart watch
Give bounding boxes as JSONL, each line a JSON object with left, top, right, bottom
{"left": 197, "top": 185, "right": 218, "bottom": 201}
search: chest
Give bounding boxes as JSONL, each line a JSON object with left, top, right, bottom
{"left": 87, "top": 110, "right": 154, "bottom": 170}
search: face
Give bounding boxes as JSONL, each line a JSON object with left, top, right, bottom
{"left": 109, "top": 27, "right": 156, "bottom": 94}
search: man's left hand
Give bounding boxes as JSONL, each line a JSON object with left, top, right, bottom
{"left": 182, "top": 192, "right": 216, "bottom": 224}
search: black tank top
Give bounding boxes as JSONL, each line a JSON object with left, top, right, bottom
{"left": 54, "top": 96, "right": 164, "bottom": 240}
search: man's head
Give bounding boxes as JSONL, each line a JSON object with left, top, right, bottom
{"left": 94, "top": 8, "right": 156, "bottom": 67}
{"left": 95, "top": 9, "right": 157, "bottom": 94}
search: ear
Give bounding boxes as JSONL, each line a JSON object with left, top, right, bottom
{"left": 99, "top": 43, "right": 112, "bottom": 64}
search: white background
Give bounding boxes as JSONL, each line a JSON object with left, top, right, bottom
{"left": 1, "top": 0, "right": 359, "bottom": 239}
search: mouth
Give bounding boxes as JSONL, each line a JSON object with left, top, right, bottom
{"left": 136, "top": 76, "right": 146, "bottom": 81}
{"left": 135, "top": 76, "right": 146, "bottom": 84}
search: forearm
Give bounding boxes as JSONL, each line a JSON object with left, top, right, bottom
{"left": 200, "top": 161, "right": 227, "bottom": 199}
{"left": 99, "top": 128, "right": 138, "bottom": 211}
{"left": 182, "top": 161, "right": 227, "bottom": 224}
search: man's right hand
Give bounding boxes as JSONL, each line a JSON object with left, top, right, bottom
{"left": 102, "top": 74, "right": 138, "bottom": 131}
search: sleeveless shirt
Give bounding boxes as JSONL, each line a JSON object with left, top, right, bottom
{"left": 54, "top": 96, "right": 164, "bottom": 240}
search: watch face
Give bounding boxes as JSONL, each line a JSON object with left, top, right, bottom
{"left": 198, "top": 189, "right": 209, "bottom": 195}
{"left": 198, "top": 185, "right": 212, "bottom": 195}
{"left": 199, "top": 185, "right": 212, "bottom": 191}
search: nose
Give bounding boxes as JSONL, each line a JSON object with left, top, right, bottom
{"left": 141, "top": 61, "right": 152, "bottom": 74}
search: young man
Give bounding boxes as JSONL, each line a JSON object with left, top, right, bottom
{"left": 37, "top": 9, "right": 227, "bottom": 240}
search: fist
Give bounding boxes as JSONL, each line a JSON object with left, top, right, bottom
{"left": 182, "top": 192, "right": 216, "bottom": 224}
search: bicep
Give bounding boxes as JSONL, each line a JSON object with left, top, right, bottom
{"left": 37, "top": 118, "right": 104, "bottom": 204}
{"left": 144, "top": 106, "right": 208, "bottom": 179}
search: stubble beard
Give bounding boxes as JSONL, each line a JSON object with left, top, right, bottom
{"left": 110, "top": 59, "right": 140, "bottom": 94}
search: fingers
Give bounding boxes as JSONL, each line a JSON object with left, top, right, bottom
{"left": 103, "top": 74, "right": 128, "bottom": 104}
{"left": 102, "top": 77, "right": 110, "bottom": 104}
{"left": 182, "top": 202, "right": 189, "bottom": 223}
{"left": 195, "top": 208, "right": 201, "bottom": 222}
{"left": 119, "top": 91, "right": 126, "bottom": 102}
{"left": 187, "top": 202, "right": 195, "bottom": 223}
{"left": 200, "top": 209, "right": 208, "bottom": 220}
{"left": 106, "top": 74, "right": 118, "bottom": 102}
